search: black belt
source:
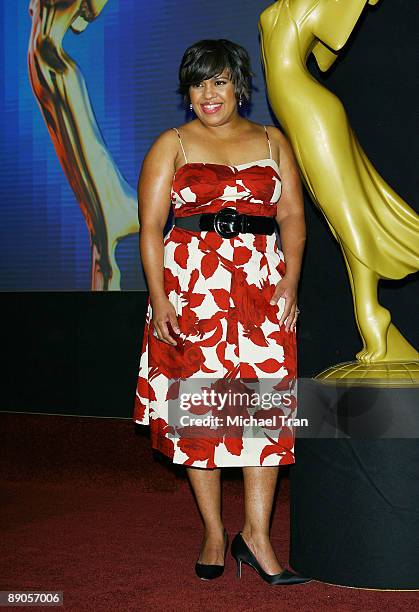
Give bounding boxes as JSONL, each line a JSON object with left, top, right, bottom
{"left": 174, "top": 207, "right": 276, "bottom": 238}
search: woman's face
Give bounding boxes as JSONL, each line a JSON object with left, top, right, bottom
{"left": 189, "top": 68, "right": 239, "bottom": 124}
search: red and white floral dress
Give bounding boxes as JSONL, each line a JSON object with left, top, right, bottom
{"left": 133, "top": 125, "right": 297, "bottom": 468}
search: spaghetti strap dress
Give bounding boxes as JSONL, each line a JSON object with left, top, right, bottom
{"left": 133, "top": 125, "right": 298, "bottom": 468}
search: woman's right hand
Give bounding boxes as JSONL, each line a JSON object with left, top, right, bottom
{"left": 151, "top": 295, "right": 181, "bottom": 345}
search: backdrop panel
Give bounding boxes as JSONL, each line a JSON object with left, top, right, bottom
{"left": 0, "top": 0, "right": 417, "bottom": 298}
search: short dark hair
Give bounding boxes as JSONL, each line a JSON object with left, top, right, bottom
{"left": 178, "top": 39, "right": 254, "bottom": 105}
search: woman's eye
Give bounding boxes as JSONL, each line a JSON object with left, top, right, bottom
{"left": 191, "top": 80, "right": 227, "bottom": 88}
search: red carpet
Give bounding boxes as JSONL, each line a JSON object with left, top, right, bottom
{"left": 1, "top": 413, "right": 418, "bottom": 611}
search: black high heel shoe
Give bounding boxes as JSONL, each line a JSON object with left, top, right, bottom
{"left": 195, "top": 529, "right": 229, "bottom": 580}
{"left": 231, "top": 532, "right": 312, "bottom": 585}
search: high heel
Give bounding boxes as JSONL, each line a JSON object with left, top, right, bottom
{"left": 195, "top": 529, "right": 229, "bottom": 580}
{"left": 231, "top": 532, "right": 312, "bottom": 585}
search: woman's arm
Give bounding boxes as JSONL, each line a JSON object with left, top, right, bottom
{"left": 138, "top": 129, "right": 181, "bottom": 344}
{"left": 270, "top": 127, "right": 306, "bottom": 332}
{"left": 312, "top": 40, "right": 339, "bottom": 72}
{"left": 309, "top": 0, "right": 370, "bottom": 52}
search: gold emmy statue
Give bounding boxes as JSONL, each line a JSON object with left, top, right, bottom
{"left": 259, "top": 0, "right": 419, "bottom": 382}
{"left": 28, "top": 0, "right": 139, "bottom": 290}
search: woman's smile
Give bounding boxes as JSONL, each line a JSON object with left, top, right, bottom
{"left": 201, "top": 102, "right": 223, "bottom": 114}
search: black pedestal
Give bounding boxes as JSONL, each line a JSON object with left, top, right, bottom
{"left": 289, "top": 381, "right": 419, "bottom": 589}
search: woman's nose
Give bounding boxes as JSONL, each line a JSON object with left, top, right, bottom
{"left": 203, "top": 83, "right": 216, "bottom": 98}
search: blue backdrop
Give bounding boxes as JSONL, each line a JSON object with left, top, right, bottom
{"left": 0, "top": 0, "right": 273, "bottom": 290}
{"left": 0, "top": 0, "right": 417, "bottom": 292}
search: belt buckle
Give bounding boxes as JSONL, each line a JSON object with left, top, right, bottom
{"left": 214, "top": 207, "right": 241, "bottom": 238}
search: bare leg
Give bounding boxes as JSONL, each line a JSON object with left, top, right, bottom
{"left": 186, "top": 467, "right": 226, "bottom": 565}
{"left": 241, "top": 466, "right": 283, "bottom": 574}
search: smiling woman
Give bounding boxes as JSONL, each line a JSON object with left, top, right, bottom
{"left": 133, "top": 38, "right": 308, "bottom": 585}
{"left": 178, "top": 38, "right": 253, "bottom": 109}
{"left": 189, "top": 67, "right": 238, "bottom": 120}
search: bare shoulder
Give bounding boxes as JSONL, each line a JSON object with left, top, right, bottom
{"left": 148, "top": 126, "right": 179, "bottom": 154}
{"left": 144, "top": 122, "right": 200, "bottom": 162}
{"left": 265, "top": 124, "right": 299, "bottom": 172}
{"left": 141, "top": 127, "right": 179, "bottom": 173}
{"left": 171, "top": 119, "right": 203, "bottom": 137}
{"left": 265, "top": 124, "right": 292, "bottom": 153}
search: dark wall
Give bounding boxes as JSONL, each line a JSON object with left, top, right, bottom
{"left": 2, "top": 0, "right": 418, "bottom": 418}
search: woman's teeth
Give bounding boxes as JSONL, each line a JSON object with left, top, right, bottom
{"left": 202, "top": 103, "right": 223, "bottom": 114}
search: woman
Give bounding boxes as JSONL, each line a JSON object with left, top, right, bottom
{"left": 134, "top": 39, "right": 309, "bottom": 585}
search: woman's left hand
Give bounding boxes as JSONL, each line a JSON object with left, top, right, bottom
{"left": 269, "top": 275, "right": 300, "bottom": 332}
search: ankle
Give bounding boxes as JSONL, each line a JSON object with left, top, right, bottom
{"left": 241, "top": 527, "right": 270, "bottom": 546}
{"left": 203, "top": 524, "right": 225, "bottom": 539}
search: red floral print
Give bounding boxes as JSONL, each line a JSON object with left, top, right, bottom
{"left": 134, "top": 158, "right": 298, "bottom": 467}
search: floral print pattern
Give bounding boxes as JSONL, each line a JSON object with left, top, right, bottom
{"left": 133, "top": 158, "right": 298, "bottom": 467}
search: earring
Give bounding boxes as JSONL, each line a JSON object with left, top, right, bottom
{"left": 189, "top": 103, "right": 193, "bottom": 111}
{"left": 238, "top": 97, "right": 243, "bottom": 108}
